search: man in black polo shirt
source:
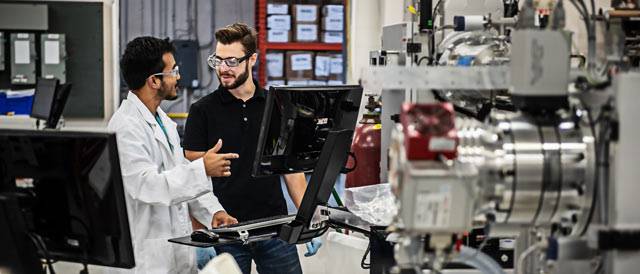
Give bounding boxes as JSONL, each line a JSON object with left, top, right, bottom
{"left": 183, "top": 23, "right": 319, "bottom": 274}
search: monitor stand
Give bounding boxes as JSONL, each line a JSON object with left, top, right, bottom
{"left": 279, "top": 129, "right": 354, "bottom": 244}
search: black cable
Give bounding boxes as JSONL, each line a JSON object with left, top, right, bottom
{"left": 27, "top": 233, "right": 56, "bottom": 274}
{"left": 360, "top": 244, "right": 371, "bottom": 269}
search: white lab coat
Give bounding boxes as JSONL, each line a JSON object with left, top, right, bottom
{"left": 106, "top": 92, "right": 224, "bottom": 274}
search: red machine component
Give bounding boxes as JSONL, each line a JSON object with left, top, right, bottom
{"left": 400, "top": 103, "right": 458, "bottom": 160}
{"left": 346, "top": 96, "right": 382, "bottom": 188}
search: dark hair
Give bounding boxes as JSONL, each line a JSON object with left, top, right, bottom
{"left": 215, "top": 23, "right": 257, "bottom": 54}
{"left": 120, "top": 36, "right": 175, "bottom": 90}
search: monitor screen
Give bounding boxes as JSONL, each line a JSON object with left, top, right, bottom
{"left": 30, "top": 78, "right": 59, "bottom": 121}
{"left": 0, "top": 129, "right": 134, "bottom": 269}
{"left": 252, "top": 85, "right": 363, "bottom": 177}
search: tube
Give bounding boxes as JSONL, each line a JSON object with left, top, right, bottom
{"left": 452, "top": 246, "right": 506, "bottom": 274}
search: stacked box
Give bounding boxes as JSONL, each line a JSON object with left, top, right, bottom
{"left": 293, "top": 4, "right": 319, "bottom": 42}
{"left": 320, "top": 4, "right": 344, "bottom": 44}
{"left": 286, "top": 51, "right": 314, "bottom": 80}
{"left": 267, "top": 2, "right": 291, "bottom": 42}
{"left": 266, "top": 51, "right": 285, "bottom": 81}
{"left": 314, "top": 52, "right": 331, "bottom": 81}
{"left": 328, "top": 53, "right": 344, "bottom": 83}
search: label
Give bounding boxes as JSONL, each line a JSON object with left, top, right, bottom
{"left": 266, "top": 53, "right": 284, "bottom": 77}
{"left": 414, "top": 190, "right": 451, "bottom": 228}
{"left": 323, "top": 17, "right": 344, "bottom": 31}
{"left": 295, "top": 5, "right": 317, "bottom": 22}
{"left": 323, "top": 5, "right": 344, "bottom": 18}
{"left": 329, "top": 55, "right": 343, "bottom": 74}
{"left": 267, "top": 15, "right": 291, "bottom": 30}
{"left": 315, "top": 55, "right": 330, "bottom": 76}
{"left": 44, "top": 40, "right": 60, "bottom": 64}
{"left": 322, "top": 31, "right": 343, "bottom": 43}
{"left": 267, "top": 4, "right": 289, "bottom": 14}
{"left": 268, "top": 30, "right": 289, "bottom": 43}
{"left": 14, "top": 41, "right": 30, "bottom": 64}
{"left": 17, "top": 33, "right": 29, "bottom": 39}
{"left": 296, "top": 24, "right": 317, "bottom": 42}
{"left": 291, "top": 54, "right": 312, "bottom": 71}
{"left": 373, "top": 124, "right": 382, "bottom": 130}
{"left": 428, "top": 137, "right": 456, "bottom": 151}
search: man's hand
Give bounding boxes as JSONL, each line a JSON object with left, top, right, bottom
{"left": 203, "top": 139, "right": 239, "bottom": 177}
{"left": 212, "top": 210, "right": 238, "bottom": 228}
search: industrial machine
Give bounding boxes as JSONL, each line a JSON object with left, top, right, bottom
{"left": 360, "top": 0, "right": 640, "bottom": 273}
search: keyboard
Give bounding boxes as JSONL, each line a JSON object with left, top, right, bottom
{"left": 211, "top": 214, "right": 296, "bottom": 234}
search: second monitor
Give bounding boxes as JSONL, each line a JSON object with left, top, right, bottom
{"left": 252, "top": 85, "right": 363, "bottom": 177}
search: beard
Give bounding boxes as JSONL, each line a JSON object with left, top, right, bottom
{"left": 158, "top": 80, "right": 179, "bottom": 101}
{"left": 217, "top": 62, "right": 250, "bottom": 90}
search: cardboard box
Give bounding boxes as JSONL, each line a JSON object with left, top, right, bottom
{"left": 293, "top": 4, "right": 319, "bottom": 23}
{"left": 268, "top": 15, "right": 291, "bottom": 30}
{"left": 266, "top": 51, "right": 285, "bottom": 78}
{"left": 286, "top": 51, "right": 314, "bottom": 80}
{"left": 287, "top": 79, "right": 310, "bottom": 86}
{"left": 267, "top": 29, "right": 290, "bottom": 43}
{"left": 321, "top": 31, "right": 343, "bottom": 43}
{"left": 322, "top": 16, "right": 343, "bottom": 31}
{"left": 267, "top": 3, "right": 289, "bottom": 15}
{"left": 314, "top": 53, "right": 331, "bottom": 80}
{"left": 329, "top": 54, "right": 343, "bottom": 75}
{"left": 322, "top": 5, "right": 344, "bottom": 18}
{"left": 294, "top": 23, "right": 318, "bottom": 42}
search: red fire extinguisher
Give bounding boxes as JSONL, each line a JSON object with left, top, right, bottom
{"left": 346, "top": 95, "right": 382, "bottom": 188}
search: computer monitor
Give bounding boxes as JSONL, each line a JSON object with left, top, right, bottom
{"left": 252, "top": 85, "right": 363, "bottom": 177}
{"left": 30, "top": 78, "right": 59, "bottom": 121}
{"left": 252, "top": 85, "right": 363, "bottom": 244}
{"left": 0, "top": 129, "right": 135, "bottom": 272}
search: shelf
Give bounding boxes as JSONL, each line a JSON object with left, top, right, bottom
{"left": 265, "top": 42, "right": 343, "bottom": 51}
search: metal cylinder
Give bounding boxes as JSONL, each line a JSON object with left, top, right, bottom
{"left": 456, "top": 111, "right": 594, "bottom": 235}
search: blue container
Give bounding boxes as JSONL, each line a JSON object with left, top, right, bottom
{"left": 3, "top": 93, "right": 34, "bottom": 115}
{"left": 0, "top": 92, "right": 7, "bottom": 115}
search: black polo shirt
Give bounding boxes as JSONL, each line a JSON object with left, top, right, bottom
{"left": 183, "top": 80, "right": 287, "bottom": 222}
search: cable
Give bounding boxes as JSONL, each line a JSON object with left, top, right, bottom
{"left": 360, "top": 244, "right": 371, "bottom": 269}
{"left": 516, "top": 241, "right": 546, "bottom": 274}
{"left": 27, "top": 233, "right": 56, "bottom": 274}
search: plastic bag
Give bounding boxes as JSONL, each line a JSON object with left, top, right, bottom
{"left": 343, "top": 183, "right": 397, "bottom": 226}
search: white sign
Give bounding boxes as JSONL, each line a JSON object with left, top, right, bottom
{"left": 291, "top": 54, "right": 312, "bottom": 71}
{"left": 296, "top": 24, "right": 317, "bottom": 42}
{"left": 266, "top": 53, "right": 284, "bottom": 78}
{"left": 330, "top": 55, "right": 343, "bottom": 74}
{"left": 14, "top": 41, "right": 30, "bottom": 64}
{"left": 267, "top": 15, "right": 291, "bottom": 30}
{"left": 267, "top": 4, "right": 289, "bottom": 15}
{"left": 322, "top": 31, "right": 343, "bottom": 43}
{"left": 268, "top": 30, "right": 289, "bottom": 43}
{"left": 315, "top": 55, "right": 330, "bottom": 77}
{"left": 44, "top": 40, "right": 60, "bottom": 65}
{"left": 295, "top": 5, "right": 317, "bottom": 22}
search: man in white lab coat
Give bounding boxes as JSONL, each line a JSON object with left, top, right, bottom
{"left": 108, "top": 36, "right": 238, "bottom": 273}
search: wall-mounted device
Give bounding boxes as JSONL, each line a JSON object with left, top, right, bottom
{"left": 10, "top": 33, "right": 36, "bottom": 85}
{"left": 40, "top": 33, "right": 67, "bottom": 84}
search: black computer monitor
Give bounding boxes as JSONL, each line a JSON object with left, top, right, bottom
{"left": 0, "top": 129, "right": 135, "bottom": 272}
{"left": 252, "top": 85, "right": 363, "bottom": 177}
{"left": 252, "top": 85, "right": 363, "bottom": 244}
{"left": 30, "top": 78, "right": 59, "bottom": 121}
